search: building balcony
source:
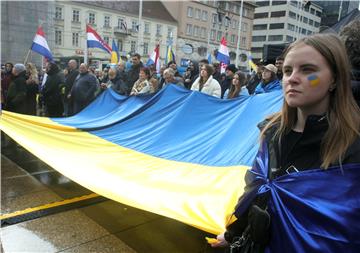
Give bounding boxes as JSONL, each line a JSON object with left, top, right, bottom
{"left": 114, "top": 26, "right": 129, "bottom": 35}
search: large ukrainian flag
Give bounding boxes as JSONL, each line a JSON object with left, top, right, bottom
{"left": 0, "top": 85, "right": 282, "bottom": 234}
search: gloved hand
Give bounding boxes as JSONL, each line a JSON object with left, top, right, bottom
{"left": 248, "top": 204, "right": 270, "bottom": 245}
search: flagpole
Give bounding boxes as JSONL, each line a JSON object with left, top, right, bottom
{"left": 23, "top": 49, "right": 31, "bottom": 64}
{"left": 235, "top": 0, "right": 243, "bottom": 67}
{"left": 84, "top": 20, "right": 88, "bottom": 64}
{"left": 137, "top": 0, "right": 143, "bottom": 54}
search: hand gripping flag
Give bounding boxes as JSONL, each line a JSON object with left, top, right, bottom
{"left": 31, "top": 26, "right": 53, "bottom": 61}
{"left": 111, "top": 40, "right": 119, "bottom": 64}
{"left": 146, "top": 44, "right": 160, "bottom": 73}
{"left": 216, "top": 37, "right": 230, "bottom": 73}
{"left": 86, "top": 24, "right": 112, "bottom": 54}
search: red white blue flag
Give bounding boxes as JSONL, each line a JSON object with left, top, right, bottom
{"left": 86, "top": 24, "right": 112, "bottom": 54}
{"left": 216, "top": 37, "right": 230, "bottom": 73}
{"left": 31, "top": 26, "right": 53, "bottom": 61}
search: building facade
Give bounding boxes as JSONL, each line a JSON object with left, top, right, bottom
{"left": 251, "top": 0, "right": 322, "bottom": 62}
{"left": 1, "top": 1, "right": 54, "bottom": 67}
{"left": 313, "top": 0, "right": 360, "bottom": 29}
{"left": 163, "top": 0, "right": 256, "bottom": 71}
{"left": 52, "top": 1, "right": 177, "bottom": 68}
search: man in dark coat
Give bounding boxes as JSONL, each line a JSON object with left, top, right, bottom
{"left": 5, "top": 64, "right": 27, "bottom": 114}
{"left": 220, "top": 64, "right": 237, "bottom": 98}
{"left": 126, "top": 53, "right": 143, "bottom": 90}
{"left": 64, "top": 59, "right": 79, "bottom": 116}
{"left": 247, "top": 62, "right": 264, "bottom": 95}
{"left": 69, "top": 63, "right": 98, "bottom": 115}
{"left": 1, "top": 62, "right": 13, "bottom": 108}
{"left": 42, "top": 62, "right": 65, "bottom": 117}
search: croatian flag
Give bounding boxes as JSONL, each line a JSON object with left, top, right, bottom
{"left": 86, "top": 24, "right": 111, "bottom": 54}
{"left": 31, "top": 26, "right": 53, "bottom": 61}
{"left": 146, "top": 44, "right": 160, "bottom": 73}
{"left": 216, "top": 37, "right": 230, "bottom": 73}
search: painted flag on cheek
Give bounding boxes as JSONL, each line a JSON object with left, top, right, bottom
{"left": 308, "top": 74, "right": 320, "bottom": 87}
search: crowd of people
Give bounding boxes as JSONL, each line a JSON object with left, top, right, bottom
{"left": 1, "top": 48, "right": 292, "bottom": 118}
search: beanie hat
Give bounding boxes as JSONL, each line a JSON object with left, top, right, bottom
{"left": 13, "top": 63, "right": 26, "bottom": 73}
{"left": 225, "top": 64, "right": 237, "bottom": 73}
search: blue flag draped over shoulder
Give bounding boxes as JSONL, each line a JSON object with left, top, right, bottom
{"left": 235, "top": 141, "right": 360, "bottom": 253}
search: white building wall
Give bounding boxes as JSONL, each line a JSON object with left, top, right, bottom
{"left": 252, "top": 1, "right": 321, "bottom": 61}
{"left": 53, "top": 2, "right": 177, "bottom": 67}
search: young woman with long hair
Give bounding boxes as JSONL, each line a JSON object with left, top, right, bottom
{"left": 191, "top": 64, "right": 221, "bottom": 98}
{"left": 224, "top": 71, "right": 249, "bottom": 99}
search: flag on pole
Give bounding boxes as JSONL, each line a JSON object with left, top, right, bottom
{"left": 31, "top": 26, "right": 53, "bottom": 61}
{"left": 111, "top": 40, "right": 119, "bottom": 64}
{"left": 166, "top": 46, "right": 176, "bottom": 64}
{"left": 146, "top": 44, "right": 160, "bottom": 73}
{"left": 216, "top": 37, "right": 230, "bottom": 73}
{"left": 86, "top": 24, "right": 112, "bottom": 54}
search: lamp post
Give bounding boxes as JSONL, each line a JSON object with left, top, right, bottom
{"left": 235, "top": 0, "right": 243, "bottom": 67}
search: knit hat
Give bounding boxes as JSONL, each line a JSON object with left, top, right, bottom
{"left": 225, "top": 64, "right": 237, "bottom": 73}
{"left": 13, "top": 63, "right": 26, "bottom": 73}
{"left": 264, "top": 64, "right": 277, "bottom": 74}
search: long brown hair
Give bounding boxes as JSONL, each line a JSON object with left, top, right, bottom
{"left": 199, "top": 64, "right": 214, "bottom": 86}
{"left": 228, "top": 71, "right": 246, "bottom": 99}
{"left": 260, "top": 33, "right": 360, "bottom": 169}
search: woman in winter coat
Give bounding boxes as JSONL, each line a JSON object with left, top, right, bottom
{"left": 130, "top": 67, "right": 152, "bottom": 95}
{"left": 191, "top": 64, "right": 221, "bottom": 98}
{"left": 224, "top": 71, "right": 249, "bottom": 99}
{"left": 25, "top": 62, "right": 39, "bottom": 115}
{"left": 211, "top": 33, "right": 360, "bottom": 253}
{"left": 254, "top": 64, "right": 282, "bottom": 94}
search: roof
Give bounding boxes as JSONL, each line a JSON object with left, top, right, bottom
{"left": 73, "top": 1, "right": 177, "bottom": 23}
{"left": 321, "top": 9, "right": 360, "bottom": 34}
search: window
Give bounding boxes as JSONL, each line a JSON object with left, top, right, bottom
{"left": 118, "top": 39, "right": 123, "bottom": 51}
{"left": 55, "top": 30, "right": 62, "bottom": 45}
{"left": 310, "top": 8, "right": 315, "bottom": 15}
{"left": 217, "top": 31, "right": 222, "bottom": 41}
{"left": 156, "top": 24, "right": 162, "bottom": 36}
{"left": 286, "top": 35, "right": 294, "bottom": 42}
{"left": 288, "top": 23, "right": 295, "bottom": 31}
{"left": 224, "top": 17, "right": 230, "bottom": 27}
{"left": 72, "top": 32, "right": 79, "bottom": 47}
{"left": 72, "top": 10, "right": 79, "bottom": 22}
{"left": 241, "top": 36, "right": 246, "bottom": 45}
{"left": 103, "top": 36, "right": 109, "bottom": 45}
{"left": 186, "top": 24, "right": 192, "bottom": 35}
{"left": 272, "top": 1, "right": 286, "bottom": 5}
{"left": 315, "top": 10, "right": 321, "bottom": 17}
{"left": 201, "top": 27, "right": 206, "bottom": 38}
{"left": 167, "top": 27, "right": 173, "bottom": 38}
{"left": 301, "top": 28, "right": 306, "bottom": 34}
{"left": 202, "top": 10, "right": 208, "bottom": 21}
{"left": 212, "top": 13, "right": 217, "bottom": 23}
{"left": 143, "top": 42, "right": 148, "bottom": 55}
{"left": 210, "top": 29, "right": 216, "bottom": 40}
{"left": 144, "top": 23, "right": 150, "bottom": 34}
{"left": 289, "top": 11, "right": 297, "bottom": 19}
{"left": 187, "top": 7, "right": 193, "bottom": 17}
{"left": 268, "top": 35, "right": 283, "bottom": 41}
{"left": 254, "top": 13, "right": 268, "bottom": 19}
{"left": 104, "top": 16, "right": 110, "bottom": 27}
{"left": 118, "top": 18, "right": 125, "bottom": 29}
{"left": 307, "top": 30, "right": 312, "bottom": 35}
{"left": 269, "top": 23, "right": 284, "bottom": 29}
{"left": 256, "top": 1, "right": 270, "bottom": 7}
{"left": 193, "top": 26, "right": 199, "bottom": 36}
{"left": 290, "top": 1, "right": 297, "bottom": 7}
{"left": 271, "top": 11, "right": 286, "bottom": 17}
{"left": 314, "top": 21, "right": 320, "bottom": 27}
{"left": 253, "top": 24, "right": 267, "bottom": 30}
{"left": 195, "top": 9, "right": 201, "bottom": 19}
{"left": 242, "top": 7, "right": 249, "bottom": 17}
{"left": 309, "top": 19, "right": 314, "bottom": 26}
{"left": 303, "top": 17, "right": 308, "bottom": 24}
{"left": 251, "top": 47, "right": 262, "bottom": 53}
{"left": 231, "top": 34, "right": 236, "bottom": 44}
{"left": 232, "top": 20, "right": 237, "bottom": 29}
{"left": 242, "top": 22, "right": 248, "bottom": 32}
{"left": 252, "top": 35, "right": 266, "bottom": 42}
{"left": 131, "top": 41, "right": 136, "bottom": 53}
{"left": 132, "top": 20, "right": 138, "bottom": 31}
{"left": 88, "top": 13, "right": 95, "bottom": 24}
{"left": 55, "top": 6, "right": 63, "bottom": 19}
